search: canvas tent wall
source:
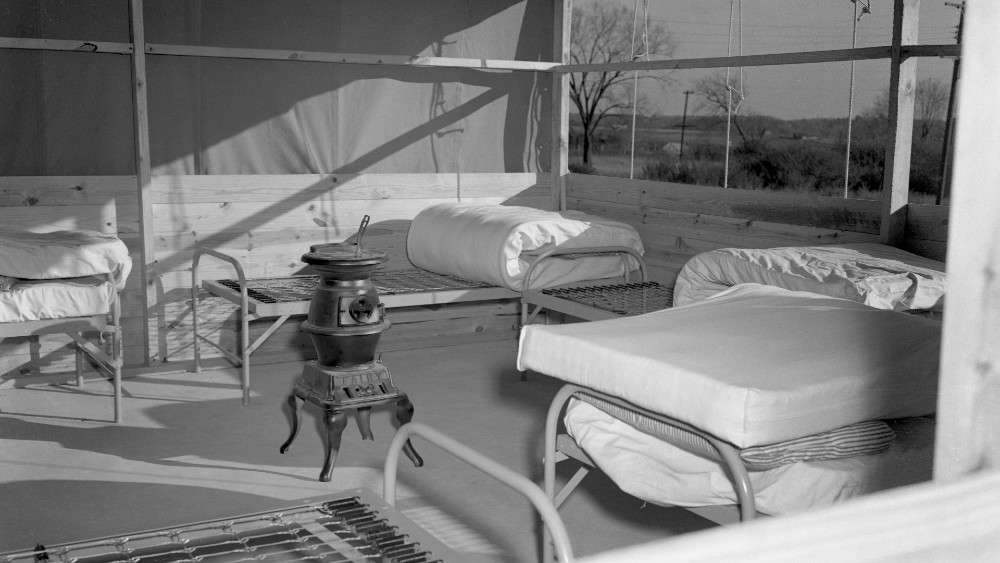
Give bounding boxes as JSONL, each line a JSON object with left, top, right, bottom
{"left": 0, "top": 0, "right": 556, "bottom": 370}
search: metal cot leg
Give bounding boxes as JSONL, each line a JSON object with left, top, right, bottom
{"left": 542, "top": 384, "right": 583, "bottom": 563}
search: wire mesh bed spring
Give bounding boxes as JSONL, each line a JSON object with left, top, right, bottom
{"left": 213, "top": 269, "right": 495, "bottom": 305}
{"left": 541, "top": 281, "right": 674, "bottom": 317}
{"left": 1, "top": 491, "right": 455, "bottom": 563}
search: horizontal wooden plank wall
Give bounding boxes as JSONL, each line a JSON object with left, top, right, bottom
{"left": 0, "top": 176, "right": 146, "bottom": 379}
{"left": 154, "top": 172, "right": 549, "bottom": 366}
{"left": 566, "top": 173, "right": 949, "bottom": 285}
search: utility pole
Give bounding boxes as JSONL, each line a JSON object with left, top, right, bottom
{"left": 679, "top": 89, "right": 694, "bottom": 159}
{"left": 937, "top": 1, "right": 964, "bottom": 205}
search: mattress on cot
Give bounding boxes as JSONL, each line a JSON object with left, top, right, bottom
{"left": 0, "top": 276, "right": 116, "bottom": 323}
{"left": 565, "top": 400, "right": 935, "bottom": 515}
{"left": 406, "top": 202, "right": 644, "bottom": 290}
{"left": 517, "top": 283, "right": 941, "bottom": 448}
{"left": 0, "top": 229, "right": 133, "bottom": 290}
{"left": 673, "top": 243, "right": 946, "bottom": 312}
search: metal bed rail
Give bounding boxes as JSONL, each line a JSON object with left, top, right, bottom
{"left": 2, "top": 272, "right": 125, "bottom": 423}
{"left": 191, "top": 247, "right": 258, "bottom": 406}
{"left": 541, "top": 384, "right": 756, "bottom": 563}
{"left": 385, "top": 422, "right": 574, "bottom": 563}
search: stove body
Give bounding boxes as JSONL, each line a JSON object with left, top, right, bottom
{"left": 280, "top": 243, "right": 422, "bottom": 482}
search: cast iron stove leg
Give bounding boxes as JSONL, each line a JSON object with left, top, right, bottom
{"left": 356, "top": 407, "right": 374, "bottom": 440}
{"left": 394, "top": 396, "right": 424, "bottom": 467}
{"left": 320, "top": 408, "right": 350, "bottom": 482}
{"left": 279, "top": 393, "right": 301, "bottom": 454}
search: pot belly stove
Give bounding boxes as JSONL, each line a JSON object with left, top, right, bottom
{"left": 279, "top": 240, "right": 422, "bottom": 482}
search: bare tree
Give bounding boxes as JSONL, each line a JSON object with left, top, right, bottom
{"left": 866, "top": 77, "right": 950, "bottom": 139}
{"left": 570, "top": 3, "right": 673, "bottom": 164}
{"left": 692, "top": 71, "right": 763, "bottom": 144}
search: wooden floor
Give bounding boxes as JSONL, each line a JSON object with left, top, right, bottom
{"left": 0, "top": 339, "right": 716, "bottom": 562}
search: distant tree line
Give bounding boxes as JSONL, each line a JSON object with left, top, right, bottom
{"left": 567, "top": 3, "right": 953, "bottom": 200}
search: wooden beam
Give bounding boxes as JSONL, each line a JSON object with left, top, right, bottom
{"left": 556, "top": 46, "right": 893, "bottom": 74}
{"left": 145, "top": 42, "right": 558, "bottom": 72}
{"left": 0, "top": 39, "right": 957, "bottom": 74}
{"left": 0, "top": 36, "right": 132, "bottom": 54}
{"left": 550, "top": 0, "right": 572, "bottom": 211}
{"left": 128, "top": 0, "right": 154, "bottom": 365}
{"left": 902, "top": 43, "right": 961, "bottom": 59}
{"left": 879, "top": 0, "right": 919, "bottom": 245}
{"left": 934, "top": 2, "right": 1000, "bottom": 481}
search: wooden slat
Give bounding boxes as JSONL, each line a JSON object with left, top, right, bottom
{"left": 0, "top": 176, "right": 136, "bottom": 206}
{"left": 150, "top": 196, "right": 541, "bottom": 236}
{"left": 0, "top": 36, "right": 132, "bottom": 54}
{"left": 149, "top": 173, "right": 545, "bottom": 203}
{"left": 934, "top": 1, "right": 1000, "bottom": 480}
{"left": 879, "top": 0, "right": 919, "bottom": 245}
{"left": 146, "top": 42, "right": 559, "bottom": 72}
{"left": 152, "top": 198, "right": 448, "bottom": 235}
{"left": 902, "top": 239, "right": 946, "bottom": 262}
{"left": 905, "top": 202, "right": 950, "bottom": 242}
{"left": 0, "top": 205, "right": 117, "bottom": 234}
{"left": 570, "top": 175, "right": 945, "bottom": 260}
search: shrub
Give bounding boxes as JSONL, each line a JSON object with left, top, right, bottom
{"left": 640, "top": 158, "right": 724, "bottom": 186}
{"left": 568, "top": 161, "right": 596, "bottom": 174}
{"left": 688, "top": 141, "right": 725, "bottom": 161}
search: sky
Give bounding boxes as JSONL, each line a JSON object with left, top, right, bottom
{"left": 580, "top": 0, "right": 963, "bottom": 119}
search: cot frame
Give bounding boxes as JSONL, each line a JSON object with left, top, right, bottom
{"left": 541, "top": 383, "right": 757, "bottom": 563}
{"left": 0, "top": 274, "right": 124, "bottom": 423}
{"left": 190, "top": 247, "right": 520, "bottom": 405}
{"left": 519, "top": 246, "right": 649, "bottom": 324}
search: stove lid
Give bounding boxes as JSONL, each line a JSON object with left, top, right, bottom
{"left": 302, "top": 243, "right": 386, "bottom": 267}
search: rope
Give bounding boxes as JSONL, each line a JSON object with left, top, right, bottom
{"left": 723, "top": 0, "right": 740, "bottom": 188}
{"left": 628, "top": 0, "right": 649, "bottom": 179}
{"left": 844, "top": 1, "right": 871, "bottom": 198}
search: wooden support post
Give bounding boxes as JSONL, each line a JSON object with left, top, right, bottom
{"left": 550, "top": 0, "right": 571, "bottom": 211}
{"left": 934, "top": 2, "right": 1000, "bottom": 481}
{"left": 128, "top": 0, "right": 155, "bottom": 364}
{"left": 879, "top": 0, "right": 919, "bottom": 245}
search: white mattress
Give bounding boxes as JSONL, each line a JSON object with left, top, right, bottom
{"left": 406, "top": 203, "right": 644, "bottom": 290}
{"left": 673, "top": 243, "right": 946, "bottom": 312}
{"left": 566, "top": 400, "right": 934, "bottom": 515}
{"left": 517, "top": 283, "right": 941, "bottom": 448}
{"left": 0, "top": 229, "right": 132, "bottom": 290}
{"left": 0, "top": 276, "right": 116, "bottom": 323}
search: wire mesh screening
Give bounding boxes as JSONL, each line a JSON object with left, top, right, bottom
{"left": 1, "top": 494, "right": 452, "bottom": 563}
{"left": 541, "top": 281, "right": 674, "bottom": 316}
{"left": 214, "top": 269, "right": 495, "bottom": 304}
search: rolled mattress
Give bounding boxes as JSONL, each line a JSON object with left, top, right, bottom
{"left": 406, "top": 203, "right": 643, "bottom": 290}
{"left": 673, "top": 243, "right": 946, "bottom": 312}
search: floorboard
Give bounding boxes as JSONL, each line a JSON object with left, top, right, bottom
{"left": 0, "top": 340, "right": 716, "bottom": 561}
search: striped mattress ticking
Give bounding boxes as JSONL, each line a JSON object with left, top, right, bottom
{"left": 577, "top": 394, "right": 896, "bottom": 471}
